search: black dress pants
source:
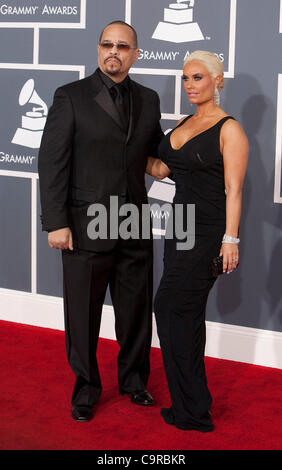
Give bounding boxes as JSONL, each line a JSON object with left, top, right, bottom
{"left": 62, "top": 238, "right": 153, "bottom": 407}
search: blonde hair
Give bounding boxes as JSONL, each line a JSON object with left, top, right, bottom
{"left": 184, "top": 50, "right": 224, "bottom": 92}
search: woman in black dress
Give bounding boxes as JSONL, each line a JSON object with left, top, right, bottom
{"left": 146, "top": 51, "right": 248, "bottom": 432}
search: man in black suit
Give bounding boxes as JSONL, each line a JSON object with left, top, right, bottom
{"left": 38, "top": 21, "right": 163, "bottom": 422}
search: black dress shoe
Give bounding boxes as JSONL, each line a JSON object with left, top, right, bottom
{"left": 71, "top": 405, "right": 94, "bottom": 422}
{"left": 120, "top": 389, "right": 154, "bottom": 406}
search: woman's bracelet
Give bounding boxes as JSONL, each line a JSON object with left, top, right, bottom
{"left": 222, "top": 234, "right": 240, "bottom": 244}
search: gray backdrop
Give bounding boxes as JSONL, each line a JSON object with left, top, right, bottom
{"left": 0, "top": 0, "right": 282, "bottom": 334}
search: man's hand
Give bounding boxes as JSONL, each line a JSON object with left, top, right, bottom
{"left": 48, "top": 227, "right": 73, "bottom": 250}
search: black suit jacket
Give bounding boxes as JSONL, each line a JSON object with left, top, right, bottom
{"left": 38, "top": 68, "right": 164, "bottom": 251}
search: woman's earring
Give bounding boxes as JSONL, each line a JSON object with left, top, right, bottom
{"left": 214, "top": 87, "right": 220, "bottom": 105}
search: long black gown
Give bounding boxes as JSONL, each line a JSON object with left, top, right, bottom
{"left": 154, "top": 114, "right": 234, "bottom": 432}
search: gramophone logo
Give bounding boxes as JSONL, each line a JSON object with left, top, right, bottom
{"left": 12, "top": 79, "right": 48, "bottom": 149}
{"left": 152, "top": 0, "right": 204, "bottom": 43}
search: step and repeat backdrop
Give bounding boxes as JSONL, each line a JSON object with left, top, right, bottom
{"left": 0, "top": 0, "right": 282, "bottom": 364}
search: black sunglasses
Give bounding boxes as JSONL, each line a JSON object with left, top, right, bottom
{"left": 99, "top": 42, "right": 136, "bottom": 51}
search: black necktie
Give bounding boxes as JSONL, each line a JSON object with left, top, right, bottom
{"left": 111, "top": 84, "right": 128, "bottom": 130}
{"left": 113, "top": 84, "right": 123, "bottom": 105}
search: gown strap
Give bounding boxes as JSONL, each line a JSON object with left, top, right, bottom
{"left": 217, "top": 115, "right": 236, "bottom": 127}
{"left": 175, "top": 114, "right": 193, "bottom": 129}
{"left": 177, "top": 115, "right": 235, "bottom": 132}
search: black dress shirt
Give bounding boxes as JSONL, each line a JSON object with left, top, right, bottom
{"left": 98, "top": 68, "right": 130, "bottom": 131}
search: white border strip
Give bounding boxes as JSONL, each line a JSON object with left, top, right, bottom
{"left": 31, "top": 176, "right": 37, "bottom": 293}
{"left": 33, "top": 26, "right": 39, "bottom": 65}
{"left": 227, "top": 0, "right": 237, "bottom": 78}
{"left": 125, "top": 0, "right": 131, "bottom": 24}
{"left": 205, "top": 320, "right": 282, "bottom": 370}
{"left": 0, "top": 63, "right": 85, "bottom": 78}
{"left": 274, "top": 74, "right": 282, "bottom": 203}
{"left": 0, "top": 289, "right": 281, "bottom": 369}
{"left": 0, "top": 169, "right": 38, "bottom": 179}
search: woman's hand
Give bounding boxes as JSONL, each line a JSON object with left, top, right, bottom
{"left": 219, "top": 243, "right": 239, "bottom": 274}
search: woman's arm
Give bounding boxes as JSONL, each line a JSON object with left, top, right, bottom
{"left": 220, "top": 119, "right": 249, "bottom": 273}
{"left": 147, "top": 116, "right": 188, "bottom": 179}
{"left": 146, "top": 157, "right": 171, "bottom": 179}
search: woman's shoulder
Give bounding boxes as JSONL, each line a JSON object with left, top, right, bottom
{"left": 220, "top": 115, "right": 248, "bottom": 144}
{"left": 220, "top": 115, "right": 243, "bottom": 132}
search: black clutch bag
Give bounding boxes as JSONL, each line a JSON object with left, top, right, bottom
{"left": 211, "top": 255, "right": 223, "bottom": 277}
{"left": 211, "top": 255, "right": 239, "bottom": 277}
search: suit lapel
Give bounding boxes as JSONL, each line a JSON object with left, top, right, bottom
{"left": 91, "top": 69, "right": 125, "bottom": 131}
{"left": 90, "top": 70, "right": 143, "bottom": 139}
{"left": 94, "top": 85, "right": 123, "bottom": 129}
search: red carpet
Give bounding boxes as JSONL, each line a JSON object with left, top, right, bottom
{"left": 0, "top": 320, "right": 281, "bottom": 451}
